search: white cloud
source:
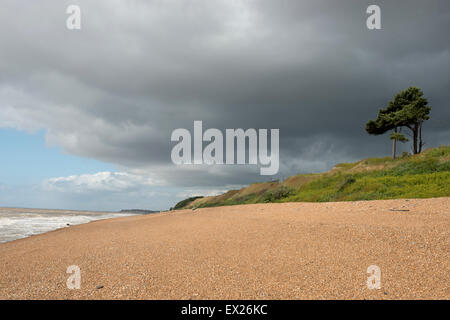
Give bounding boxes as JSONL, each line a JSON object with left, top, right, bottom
{"left": 42, "top": 171, "right": 159, "bottom": 193}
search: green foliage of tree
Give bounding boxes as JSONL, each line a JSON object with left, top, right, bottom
{"left": 389, "top": 132, "right": 408, "bottom": 142}
{"left": 366, "top": 87, "right": 431, "bottom": 158}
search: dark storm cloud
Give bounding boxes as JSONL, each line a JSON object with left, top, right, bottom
{"left": 1, "top": 0, "right": 449, "bottom": 187}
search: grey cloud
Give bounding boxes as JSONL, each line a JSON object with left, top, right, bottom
{"left": 1, "top": 0, "right": 449, "bottom": 190}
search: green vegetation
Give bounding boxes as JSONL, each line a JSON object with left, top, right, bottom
{"left": 262, "top": 186, "right": 296, "bottom": 202}
{"left": 173, "top": 196, "right": 204, "bottom": 210}
{"left": 175, "top": 146, "right": 450, "bottom": 209}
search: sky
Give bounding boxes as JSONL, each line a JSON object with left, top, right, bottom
{"left": 0, "top": 0, "right": 449, "bottom": 211}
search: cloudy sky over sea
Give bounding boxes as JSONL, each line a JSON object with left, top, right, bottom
{"left": 1, "top": 0, "right": 449, "bottom": 210}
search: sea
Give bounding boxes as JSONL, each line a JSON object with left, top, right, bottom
{"left": 0, "top": 208, "right": 137, "bottom": 243}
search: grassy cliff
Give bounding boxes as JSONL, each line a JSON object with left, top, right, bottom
{"left": 174, "top": 146, "right": 450, "bottom": 209}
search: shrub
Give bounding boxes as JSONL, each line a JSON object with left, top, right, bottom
{"left": 173, "top": 196, "right": 204, "bottom": 210}
{"left": 337, "top": 176, "right": 356, "bottom": 192}
{"left": 263, "top": 186, "right": 295, "bottom": 202}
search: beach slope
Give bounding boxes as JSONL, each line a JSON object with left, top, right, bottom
{"left": 0, "top": 198, "right": 449, "bottom": 299}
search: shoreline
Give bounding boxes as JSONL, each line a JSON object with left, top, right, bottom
{"left": 0, "top": 209, "right": 140, "bottom": 244}
{"left": 1, "top": 198, "right": 449, "bottom": 299}
{"left": 0, "top": 214, "right": 139, "bottom": 245}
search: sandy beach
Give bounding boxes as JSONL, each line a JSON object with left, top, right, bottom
{"left": 0, "top": 198, "right": 448, "bottom": 300}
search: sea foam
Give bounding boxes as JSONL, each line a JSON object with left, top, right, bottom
{"left": 0, "top": 210, "right": 136, "bottom": 243}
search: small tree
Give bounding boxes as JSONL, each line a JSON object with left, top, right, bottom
{"left": 389, "top": 130, "right": 408, "bottom": 159}
{"left": 366, "top": 87, "right": 431, "bottom": 158}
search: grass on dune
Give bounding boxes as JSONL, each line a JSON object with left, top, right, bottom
{"left": 175, "top": 146, "right": 450, "bottom": 209}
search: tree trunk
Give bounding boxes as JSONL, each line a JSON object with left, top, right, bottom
{"left": 392, "top": 128, "right": 397, "bottom": 159}
{"left": 419, "top": 122, "right": 424, "bottom": 153}
{"left": 413, "top": 123, "right": 419, "bottom": 154}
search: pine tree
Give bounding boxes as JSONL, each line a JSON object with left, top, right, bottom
{"left": 366, "top": 87, "right": 431, "bottom": 158}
